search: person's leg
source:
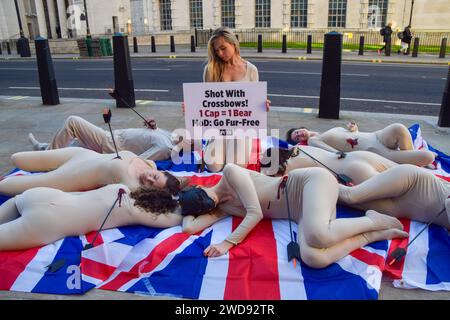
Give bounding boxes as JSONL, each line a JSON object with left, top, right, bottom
{"left": 50, "top": 116, "right": 107, "bottom": 153}
{"left": 296, "top": 168, "right": 403, "bottom": 249}
{"left": 10, "top": 147, "right": 88, "bottom": 172}
{"left": 378, "top": 123, "right": 414, "bottom": 150}
{"left": 375, "top": 124, "right": 435, "bottom": 166}
{"left": 226, "top": 137, "right": 252, "bottom": 168}
{"left": 0, "top": 197, "right": 20, "bottom": 224}
{"left": 1, "top": 148, "right": 95, "bottom": 196}
{"left": 339, "top": 164, "right": 420, "bottom": 206}
{"left": 0, "top": 216, "right": 50, "bottom": 250}
{"left": 203, "top": 138, "right": 226, "bottom": 172}
{"left": 297, "top": 223, "right": 408, "bottom": 268}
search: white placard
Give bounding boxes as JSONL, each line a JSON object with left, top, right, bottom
{"left": 183, "top": 81, "right": 267, "bottom": 139}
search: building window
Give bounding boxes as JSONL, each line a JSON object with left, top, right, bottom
{"left": 328, "top": 0, "right": 347, "bottom": 28}
{"left": 221, "top": 0, "right": 235, "bottom": 29}
{"left": 291, "top": 0, "right": 308, "bottom": 28}
{"left": 159, "top": 0, "right": 172, "bottom": 31}
{"left": 255, "top": 0, "right": 271, "bottom": 28}
{"left": 190, "top": 0, "right": 203, "bottom": 29}
{"left": 367, "top": 0, "right": 388, "bottom": 29}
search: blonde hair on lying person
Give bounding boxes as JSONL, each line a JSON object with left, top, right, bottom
{"left": 0, "top": 184, "right": 182, "bottom": 251}
{"left": 339, "top": 164, "right": 450, "bottom": 230}
{"left": 286, "top": 122, "right": 435, "bottom": 167}
{"left": 178, "top": 163, "right": 407, "bottom": 269}
{"left": 261, "top": 145, "right": 397, "bottom": 185}
{"left": 0, "top": 147, "right": 183, "bottom": 196}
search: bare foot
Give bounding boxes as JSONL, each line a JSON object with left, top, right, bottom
{"left": 366, "top": 210, "right": 404, "bottom": 230}
{"left": 363, "top": 228, "right": 409, "bottom": 244}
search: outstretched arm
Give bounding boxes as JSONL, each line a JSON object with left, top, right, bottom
{"left": 203, "top": 164, "right": 264, "bottom": 257}
{"left": 182, "top": 209, "right": 228, "bottom": 234}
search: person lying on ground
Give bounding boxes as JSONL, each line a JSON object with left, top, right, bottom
{"left": 28, "top": 115, "right": 176, "bottom": 161}
{"left": 179, "top": 163, "right": 407, "bottom": 268}
{"left": 261, "top": 145, "right": 396, "bottom": 185}
{"left": 286, "top": 121, "right": 435, "bottom": 167}
{"left": 0, "top": 184, "right": 182, "bottom": 251}
{"left": 0, "top": 147, "right": 184, "bottom": 196}
{"left": 339, "top": 164, "right": 450, "bottom": 230}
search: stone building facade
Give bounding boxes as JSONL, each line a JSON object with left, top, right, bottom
{"left": 1, "top": 0, "right": 449, "bottom": 40}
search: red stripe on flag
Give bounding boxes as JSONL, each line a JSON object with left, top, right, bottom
{"left": 100, "top": 232, "right": 190, "bottom": 291}
{"left": 384, "top": 218, "right": 411, "bottom": 280}
{"left": 246, "top": 138, "right": 261, "bottom": 172}
{"left": 187, "top": 175, "right": 222, "bottom": 187}
{"left": 85, "top": 231, "right": 104, "bottom": 247}
{"left": 224, "top": 217, "right": 280, "bottom": 300}
{"left": 81, "top": 257, "right": 117, "bottom": 282}
{"left": 0, "top": 247, "right": 40, "bottom": 289}
{"left": 435, "top": 174, "right": 450, "bottom": 182}
{"left": 350, "top": 248, "right": 385, "bottom": 271}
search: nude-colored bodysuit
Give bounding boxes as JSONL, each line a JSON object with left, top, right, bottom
{"left": 310, "top": 125, "right": 434, "bottom": 166}
{"left": 0, "top": 184, "right": 181, "bottom": 250}
{"left": 0, "top": 148, "right": 156, "bottom": 196}
{"left": 339, "top": 164, "right": 450, "bottom": 229}
{"left": 282, "top": 146, "right": 396, "bottom": 185}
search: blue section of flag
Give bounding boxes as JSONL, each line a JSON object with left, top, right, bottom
{"left": 301, "top": 260, "right": 378, "bottom": 300}
{"left": 126, "top": 230, "right": 213, "bottom": 299}
{"left": 115, "top": 225, "right": 164, "bottom": 246}
{"left": 32, "top": 236, "right": 94, "bottom": 294}
{"left": 426, "top": 225, "right": 450, "bottom": 285}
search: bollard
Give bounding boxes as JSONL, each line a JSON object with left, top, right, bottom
{"left": 307, "top": 35, "right": 312, "bottom": 54}
{"left": 0, "top": 43, "right": 2, "bottom": 55}
{"left": 412, "top": 37, "right": 419, "bottom": 57}
{"left": 319, "top": 32, "right": 342, "bottom": 119}
{"left": 194, "top": 28, "right": 198, "bottom": 47}
{"left": 133, "top": 36, "right": 138, "bottom": 53}
{"left": 170, "top": 35, "right": 175, "bottom": 53}
{"left": 282, "top": 34, "right": 287, "bottom": 53}
{"left": 35, "top": 37, "right": 59, "bottom": 105}
{"left": 191, "top": 35, "right": 195, "bottom": 52}
{"left": 235, "top": 34, "right": 239, "bottom": 41}
{"left": 113, "top": 33, "right": 135, "bottom": 108}
{"left": 17, "top": 37, "right": 31, "bottom": 57}
{"left": 151, "top": 36, "right": 156, "bottom": 52}
{"left": 257, "top": 34, "right": 262, "bottom": 53}
{"left": 438, "top": 66, "right": 450, "bottom": 127}
{"left": 358, "top": 35, "right": 364, "bottom": 56}
{"left": 6, "top": 42, "right": 11, "bottom": 54}
{"left": 439, "top": 38, "right": 447, "bottom": 59}
{"left": 385, "top": 38, "right": 391, "bottom": 56}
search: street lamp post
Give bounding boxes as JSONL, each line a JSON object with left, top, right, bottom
{"left": 14, "top": 0, "right": 31, "bottom": 57}
{"left": 83, "top": 0, "right": 91, "bottom": 38}
{"left": 409, "top": 0, "right": 415, "bottom": 27}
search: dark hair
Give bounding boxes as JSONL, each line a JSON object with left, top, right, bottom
{"left": 285, "top": 127, "right": 308, "bottom": 145}
{"left": 261, "top": 147, "right": 299, "bottom": 176}
{"left": 164, "top": 171, "right": 183, "bottom": 196}
{"left": 130, "top": 186, "right": 179, "bottom": 214}
{"left": 178, "top": 186, "right": 216, "bottom": 217}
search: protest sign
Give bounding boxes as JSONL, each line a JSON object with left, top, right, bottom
{"left": 183, "top": 81, "right": 267, "bottom": 139}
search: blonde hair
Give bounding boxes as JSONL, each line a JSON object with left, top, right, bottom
{"left": 205, "top": 27, "right": 241, "bottom": 82}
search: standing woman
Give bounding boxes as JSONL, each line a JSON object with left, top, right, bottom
{"left": 201, "top": 27, "right": 263, "bottom": 172}
{"left": 203, "top": 27, "right": 259, "bottom": 82}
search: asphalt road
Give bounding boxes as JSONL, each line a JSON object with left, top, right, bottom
{"left": 0, "top": 58, "right": 448, "bottom": 116}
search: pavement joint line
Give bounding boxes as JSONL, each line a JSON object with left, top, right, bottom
{"left": 0, "top": 95, "right": 445, "bottom": 124}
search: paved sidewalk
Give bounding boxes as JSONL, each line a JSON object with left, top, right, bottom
{"left": 1, "top": 46, "right": 449, "bottom": 65}
{"left": 0, "top": 95, "right": 450, "bottom": 300}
